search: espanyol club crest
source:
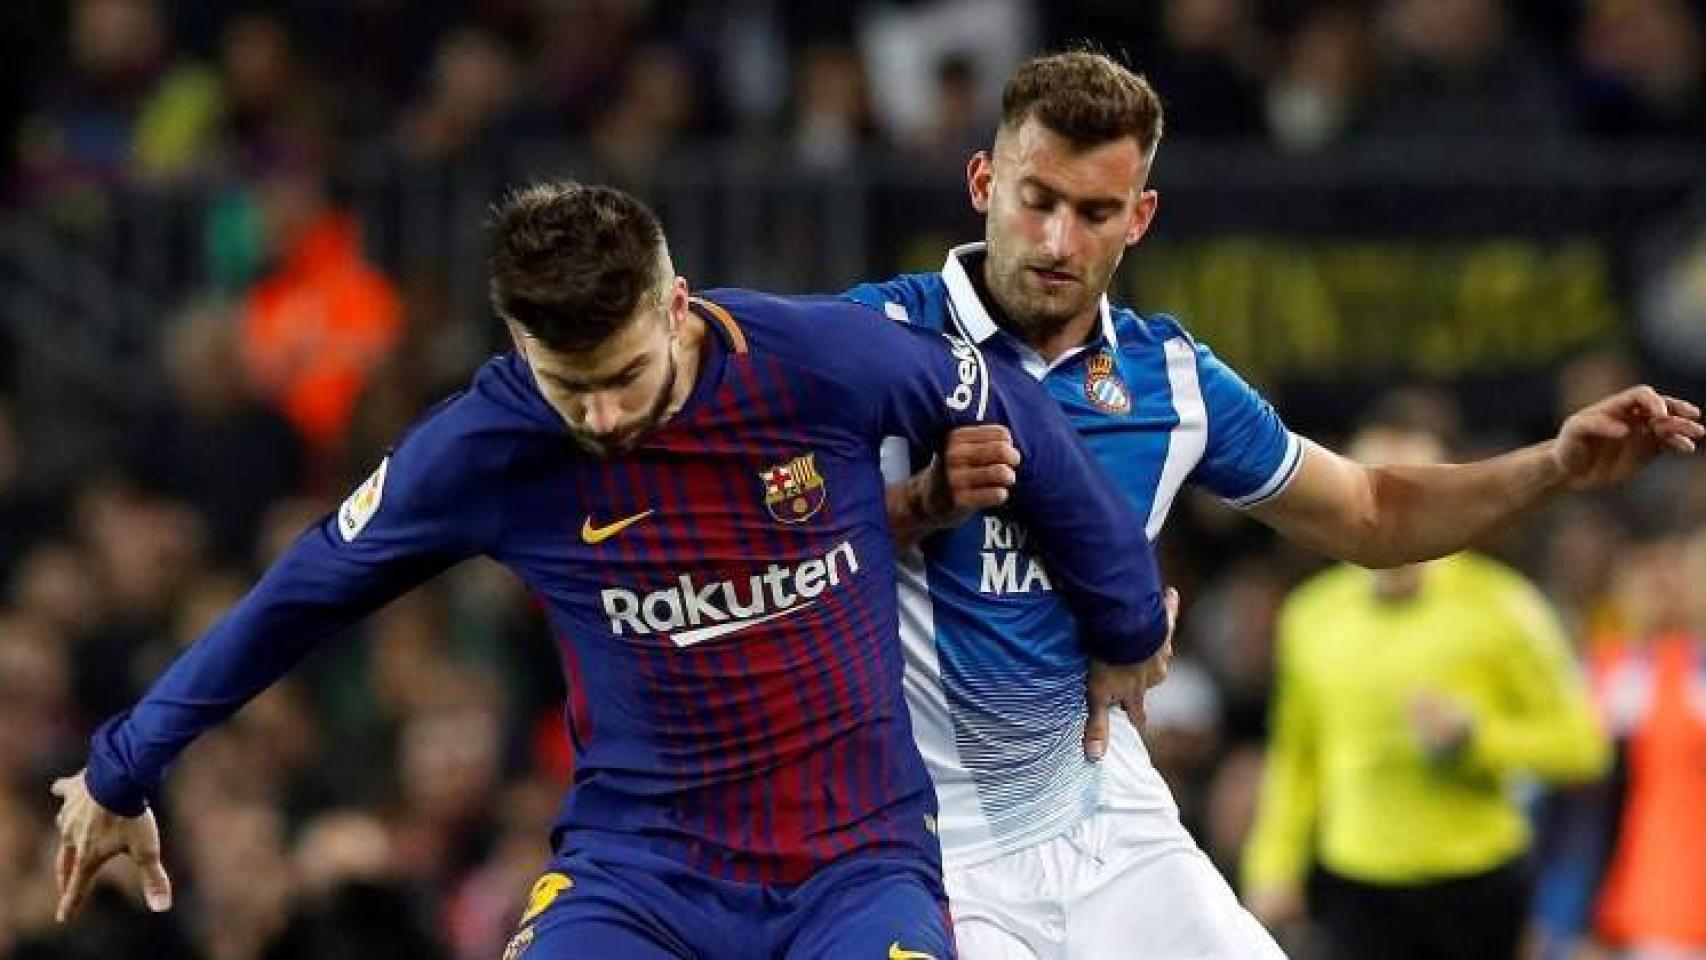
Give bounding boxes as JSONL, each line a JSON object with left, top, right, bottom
{"left": 760, "top": 453, "right": 827, "bottom": 523}
{"left": 1084, "top": 351, "right": 1132, "bottom": 415}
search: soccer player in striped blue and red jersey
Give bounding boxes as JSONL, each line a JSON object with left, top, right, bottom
{"left": 48, "top": 182, "right": 1172, "bottom": 959}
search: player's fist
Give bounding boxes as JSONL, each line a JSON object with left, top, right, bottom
{"left": 927, "top": 424, "right": 1022, "bottom": 522}
{"left": 886, "top": 425, "right": 1023, "bottom": 545}
{"left": 50, "top": 770, "right": 173, "bottom": 922}
{"left": 1553, "top": 386, "right": 1701, "bottom": 490}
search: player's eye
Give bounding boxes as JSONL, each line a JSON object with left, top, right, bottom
{"left": 1081, "top": 206, "right": 1117, "bottom": 226}
{"left": 1020, "top": 190, "right": 1052, "bottom": 212}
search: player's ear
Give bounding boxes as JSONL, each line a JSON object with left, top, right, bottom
{"left": 505, "top": 319, "right": 530, "bottom": 358}
{"left": 968, "top": 150, "right": 994, "bottom": 214}
{"left": 1126, "top": 189, "right": 1159, "bottom": 247}
{"left": 665, "top": 276, "right": 690, "bottom": 332}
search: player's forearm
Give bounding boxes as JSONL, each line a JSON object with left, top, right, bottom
{"left": 87, "top": 620, "right": 309, "bottom": 813}
{"left": 1349, "top": 442, "right": 1565, "bottom": 568}
{"left": 85, "top": 531, "right": 418, "bottom": 815}
{"left": 885, "top": 475, "right": 941, "bottom": 548}
{"left": 86, "top": 589, "right": 354, "bottom": 814}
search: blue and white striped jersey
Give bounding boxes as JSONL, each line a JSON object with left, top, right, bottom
{"left": 847, "top": 244, "right": 1302, "bottom": 866}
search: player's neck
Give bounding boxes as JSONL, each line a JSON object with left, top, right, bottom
{"left": 664, "top": 311, "right": 709, "bottom": 419}
{"left": 1028, "top": 311, "right": 1100, "bottom": 363}
{"left": 972, "top": 263, "right": 1100, "bottom": 363}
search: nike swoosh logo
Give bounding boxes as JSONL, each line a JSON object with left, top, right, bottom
{"left": 672, "top": 601, "right": 818, "bottom": 648}
{"left": 888, "top": 944, "right": 937, "bottom": 960}
{"left": 581, "top": 510, "right": 654, "bottom": 544}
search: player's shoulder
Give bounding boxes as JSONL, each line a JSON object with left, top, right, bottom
{"left": 1114, "top": 305, "right": 1278, "bottom": 422}
{"left": 841, "top": 272, "right": 951, "bottom": 332}
{"left": 1111, "top": 306, "right": 1235, "bottom": 384}
{"left": 1110, "top": 304, "right": 1193, "bottom": 354}
{"left": 699, "top": 286, "right": 872, "bottom": 334}
{"left": 698, "top": 285, "right": 953, "bottom": 366}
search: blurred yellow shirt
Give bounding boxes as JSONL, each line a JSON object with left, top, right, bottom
{"left": 1242, "top": 553, "right": 1609, "bottom": 892}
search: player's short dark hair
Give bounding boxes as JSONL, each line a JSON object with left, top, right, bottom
{"left": 488, "top": 182, "right": 667, "bottom": 354}
{"left": 1000, "top": 51, "right": 1165, "bottom": 156}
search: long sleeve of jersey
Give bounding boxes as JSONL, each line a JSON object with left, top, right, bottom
{"left": 1462, "top": 585, "right": 1610, "bottom": 783}
{"left": 85, "top": 406, "right": 503, "bottom": 816}
{"left": 794, "top": 294, "right": 1169, "bottom": 664}
{"left": 1241, "top": 612, "right": 1321, "bottom": 894}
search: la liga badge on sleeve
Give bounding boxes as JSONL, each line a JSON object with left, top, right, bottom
{"left": 337, "top": 456, "right": 390, "bottom": 542}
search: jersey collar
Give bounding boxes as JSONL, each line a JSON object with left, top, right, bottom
{"left": 941, "top": 242, "right": 1119, "bottom": 379}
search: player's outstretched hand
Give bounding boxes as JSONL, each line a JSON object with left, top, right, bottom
{"left": 50, "top": 769, "right": 172, "bottom": 922}
{"left": 1555, "top": 386, "right": 1702, "bottom": 490}
{"left": 1083, "top": 587, "right": 1180, "bottom": 761}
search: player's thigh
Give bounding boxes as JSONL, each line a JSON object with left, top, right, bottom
{"left": 784, "top": 859, "right": 956, "bottom": 960}
{"left": 511, "top": 916, "right": 688, "bottom": 960}
{"left": 944, "top": 849, "right": 1060, "bottom": 960}
{"left": 506, "top": 856, "right": 696, "bottom": 960}
{"left": 954, "top": 918, "right": 1043, "bottom": 960}
{"left": 1071, "top": 831, "right": 1287, "bottom": 959}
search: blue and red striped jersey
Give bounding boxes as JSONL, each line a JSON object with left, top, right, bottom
{"left": 86, "top": 289, "right": 1168, "bottom": 884}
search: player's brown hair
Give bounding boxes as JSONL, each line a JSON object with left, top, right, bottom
{"left": 1000, "top": 51, "right": 1165, "bottom": 157}
{"left": 488, "top": 182, "right": 668, "bottom": 354}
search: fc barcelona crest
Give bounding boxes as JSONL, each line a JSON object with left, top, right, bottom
{"left": 760, "top": 453, "right": 827, "bottom": 523}
{"left": 1084, "top": 351, "right": 1132, "bottom": 415}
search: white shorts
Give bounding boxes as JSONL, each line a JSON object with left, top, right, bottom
{"left": 945, "top": 807, "right": 1288, "bottom": 960}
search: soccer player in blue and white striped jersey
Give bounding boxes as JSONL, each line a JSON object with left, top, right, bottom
{"left": 49, "top": 181, "right": 1175, "bottom": 959}
{"left": 853, "top": 51, "right": 1700, "bottom": 960}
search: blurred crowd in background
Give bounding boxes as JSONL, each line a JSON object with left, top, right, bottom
{"left": 4, "top": 0, "right": 1706, "bottom": 202}
{"left": 0, "top": 1, "right": 1704, "bottom": 958}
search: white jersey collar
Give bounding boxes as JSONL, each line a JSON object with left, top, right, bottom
{"left": 940, "top": 243, "right": 1120, "bottom": 372}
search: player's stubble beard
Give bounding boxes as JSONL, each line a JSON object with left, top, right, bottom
{"left": 981, "top": 235, "right": 1124, "bottom": 350}
{"left": 568, "top": 344, "right": 682, "bottom": 459}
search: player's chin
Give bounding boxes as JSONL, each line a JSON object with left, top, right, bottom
{"left": 1021, "top": 281, "right": 1087, "bottom": 312}
{"left": 1019, "top": 296, "right": 1083, "bottom": 329}
{"left": 570, "top": 431, "right": 640, "bottom": 458}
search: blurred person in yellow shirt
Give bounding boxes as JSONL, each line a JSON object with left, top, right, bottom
{"left": 1243, "top": 392, "right": 1611, "bottom": 960}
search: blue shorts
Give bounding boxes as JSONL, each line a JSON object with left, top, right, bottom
{"left": 503, "top": 844, "right": 954, "bottom": 959}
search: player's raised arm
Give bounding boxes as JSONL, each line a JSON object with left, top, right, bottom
{"left": 51, "top": 404, "right": 503, "bottom": 922}
{"left": 1250, "top": 386, "right": 1702, "bottom": 569}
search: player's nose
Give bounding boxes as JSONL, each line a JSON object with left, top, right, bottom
{"left": 1041, "top": 210, "right": 1075, "bottom": 260}
{"left": 582, "top": 393, "right": 623, "bottom": 435}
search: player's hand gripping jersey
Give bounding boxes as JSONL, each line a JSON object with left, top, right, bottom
{"left": 848, "top": 244, "right": 1302, "bottom": 867}
{"left": 85, "top": 289, "right": 1168, "bottom": 884}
